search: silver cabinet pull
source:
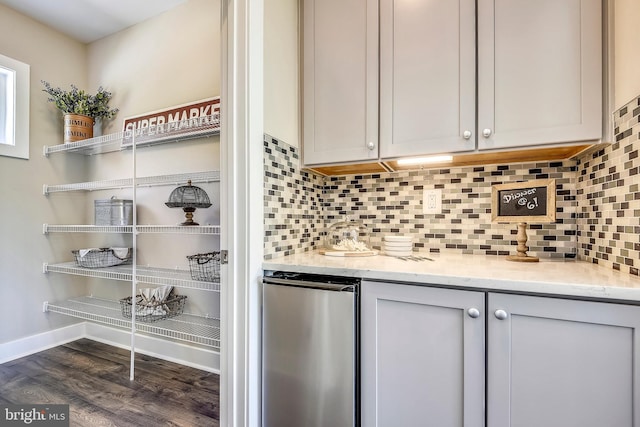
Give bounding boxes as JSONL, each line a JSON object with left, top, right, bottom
{"left": 367, "top": 141, "right": 375, "bottom": 150}
{"left": 494, "top": 309, "right": 508, "bottom": 320}
{"left": 463, "top": 130, "right": 472, "bottom": 140}
{"left": 482, "top": 128, "right": 492, "bottom": 138}
{"left": 467, "top": 308, "right": 480, "bottom": 318}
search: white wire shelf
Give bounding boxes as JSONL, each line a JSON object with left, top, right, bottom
{"left": 43, "top": 170, "right": 220, "bottom": 195}
{"left": 44, "top": 132, "right": 125, "bottom": 156}
{"left": 43, "top": 224, "right": 133, "bottom": 234}
{"left": 136, "top": 225, "right": 221, "bottom": 234}
{"left": 44, "top": 296, "right": 220, "bottom": 349}
{"left": 43, "top": 262, "right": 221, "bottom": 292}
{"left": 43, "top": 113, "right": 220, "bottom": 156}
{"left": 43, "top": 224, "right": 221, "bottom": 235}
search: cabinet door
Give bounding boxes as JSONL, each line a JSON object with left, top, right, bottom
{"left": 477, "top": 0, "right": 602, "bottom": 150}
{"left": 488, "top": 293, "right": 640, "bottom": 427}
{"left": 379, "top": 0, "right": 476, "bottom": 158}
{"left": 361, "top": 281, "right": 485, "bottom": 427}
{"left": 302, "top": 0, "right": 378, "bottom": 165}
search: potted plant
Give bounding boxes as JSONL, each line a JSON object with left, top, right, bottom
{"left": 41, "top": 80, "right": 119, "bottom": 143}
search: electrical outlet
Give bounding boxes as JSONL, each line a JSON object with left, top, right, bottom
{"left": 423, "top": 189, "right": 442, "bottom": 214}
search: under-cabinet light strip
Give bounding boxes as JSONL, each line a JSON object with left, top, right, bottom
{"left": 396, "top": 155, "right": 454, "bottom": 165}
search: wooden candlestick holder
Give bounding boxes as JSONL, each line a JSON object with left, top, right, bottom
{"left": 506, "top": 222, "right": 539, "bottom": 262}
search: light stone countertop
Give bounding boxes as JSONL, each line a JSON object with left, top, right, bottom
{"left": 262, "top": 251, "right": 640, "bottom": 303}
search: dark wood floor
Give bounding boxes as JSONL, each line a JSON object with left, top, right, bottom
{"left": 0, "top": 339, "right": 219, "bottom": 427}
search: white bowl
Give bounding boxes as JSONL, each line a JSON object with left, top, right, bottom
{"left": 383, "top": 241, "right": 413, "bottom": 248}
{"left": 384, "top": 235, "right": 413, "bottom": 243}
{"left": 385, "top": 249, "right": 413, "bottom": 257}
{"left": 384, "top": 248, "right": 412, "bottom": 254}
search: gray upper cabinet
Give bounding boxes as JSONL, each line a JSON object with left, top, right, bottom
{"left": 303, "top": 0, "right": 603, "bottom": 166}
{"left": 302, "top": 0, "right": 379, "bottom": 165}
{"left": 478, "top": 0, "right": 602, "bottom": 151}
{"left": 361, "top": 281, "right": 485, "bottom": 427}
{"left": 379, "top": 0, "right": 477, "bottom": 158}
{"left": 488, "top": 293, "right": 640, "bottom": 427}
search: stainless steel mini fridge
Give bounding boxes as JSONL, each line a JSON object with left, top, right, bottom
{"left": 262, "top": 272, "right": 360, "bottom": 427}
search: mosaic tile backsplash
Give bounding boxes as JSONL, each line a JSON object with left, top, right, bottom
{"left": 264, "top": 135, "right": 578, "bottom": 260}
{"left": 576, "top": 95, "right": 640, "bottom": 276}
{"left": 320, "top": 164, "right": 577, "bottom": 258}
{"left": 265, "top": 98, "right": 640, "bottom": 277}
{"left": 264, "top": 134, "right": 324, "bottom": 259}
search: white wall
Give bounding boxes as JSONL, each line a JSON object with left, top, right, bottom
{"left": 0, "top": 5, "right": 89, "bottom": 344}
{"left": 614, "top": 0, "right": 640, "bottom": 109}
{"left": 0, "top": 0, "right": 222, "bottom": 346}
{"left": 85, "top": 0, "right": 222, "bottom": 318}
{"left": 264, "top": 0, "right": 299, "bottom": 147}
{"left": 88, "top": 0, "right": 221, "bottom": 135}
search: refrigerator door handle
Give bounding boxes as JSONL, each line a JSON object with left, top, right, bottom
{"left": 263, "top": 277, "right": 355, "bottom": 292}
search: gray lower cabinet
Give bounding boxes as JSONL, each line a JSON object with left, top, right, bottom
{"left": 361, "top": 281, "right": 485, "bottom": 427}
{"left": 488, "top": 293, "right": 640, "bottom": 427}
{"left": 362, "top": 282, "right": 640, "bottom": 427}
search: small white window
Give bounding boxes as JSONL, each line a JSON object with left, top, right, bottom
{"left": 0, "top": 53, "right": 29, "bottom": 160}
{"left": 0, "top": 66, "right": 15, "bottom": 146}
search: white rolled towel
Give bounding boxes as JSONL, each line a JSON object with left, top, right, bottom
{"left": 111, "top": 247, "right": 130, "bottom": 258}
{"left": 138, "top": 285, "right": 174, "bottom": 303}
{"left": 79, "top": 248, "right": 99, "bottom": 258}
{"left": 153, "top": 285, "right": 174, "bottom": 302}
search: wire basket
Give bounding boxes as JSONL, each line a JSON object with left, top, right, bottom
{"left": 187, "top": 251, "right": 221, "bottom": 282}
{"left": 120, "top": 294, "right": 187, "bottom": 323}
{"left": 72, "top": 248, "right": 132, "bottom": 268}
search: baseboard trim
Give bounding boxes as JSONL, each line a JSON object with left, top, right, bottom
{"left": 1, "top": 323, "right": 220, "bottom": 374}
{"left": 0, "top": 323, "right": 86, "bottom": 364}
{"left": 85, "top": 323, "right": 220, "bottom": 374}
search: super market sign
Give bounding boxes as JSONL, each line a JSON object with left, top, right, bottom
{"left": 122, "top": 97, "right": 220, "bottom": 146}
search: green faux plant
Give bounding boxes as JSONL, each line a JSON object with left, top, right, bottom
{"left": 41, "top": 80, "right": 119, "bottom": 120}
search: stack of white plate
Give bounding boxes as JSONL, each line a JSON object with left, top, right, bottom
{"left": 383, "top": 235, "right": 413, "bottom": 257}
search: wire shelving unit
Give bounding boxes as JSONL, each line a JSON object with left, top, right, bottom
{"left": 43, "top": 113, "right": 220, "bottom": 156}
{"left": 43, "top": 263, "right": 221, "bottom": 292}
{"left": 42, "top": 112, "right": 223, "bottom": 372}
{"left": 44, "top": 170, "right": 220, "bottom": 195}
{"left": 42, "top": 224, "right": 221, "bottom": 235}
{"left": 44, "top": 296, "right": 220, "bottom": 350}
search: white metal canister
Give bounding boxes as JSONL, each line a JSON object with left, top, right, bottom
{"left": 94, "top": 197, "right": 134, "bottom": 226}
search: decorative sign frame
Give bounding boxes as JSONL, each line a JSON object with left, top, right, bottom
{"left": 491, "top": 179, "right": 556, "bottom": 223}
{"left": 121, "top": 97, "right": 220, "bottom": 147}
{"left": 491, "top": 179, "right": 556, "bottom": 262}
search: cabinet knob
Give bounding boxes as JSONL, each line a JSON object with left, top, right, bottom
{"left": 494, "top": 309, "right": 508, "bottom": 320}
{"left": 367, "top": 141, "right": 375, "bottom": 150}
{"left": 467, "top": 308, "right": 481, "bottom": 318}
{"left": 462, "top": 130, "right": 472, "bottom": 140}
{"left": 482, "top": 128, "right": 492, "bottom": 138}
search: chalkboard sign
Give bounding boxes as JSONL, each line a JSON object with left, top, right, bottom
{"left": 491, "top": 179, "right": 556, "bottom": 223}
